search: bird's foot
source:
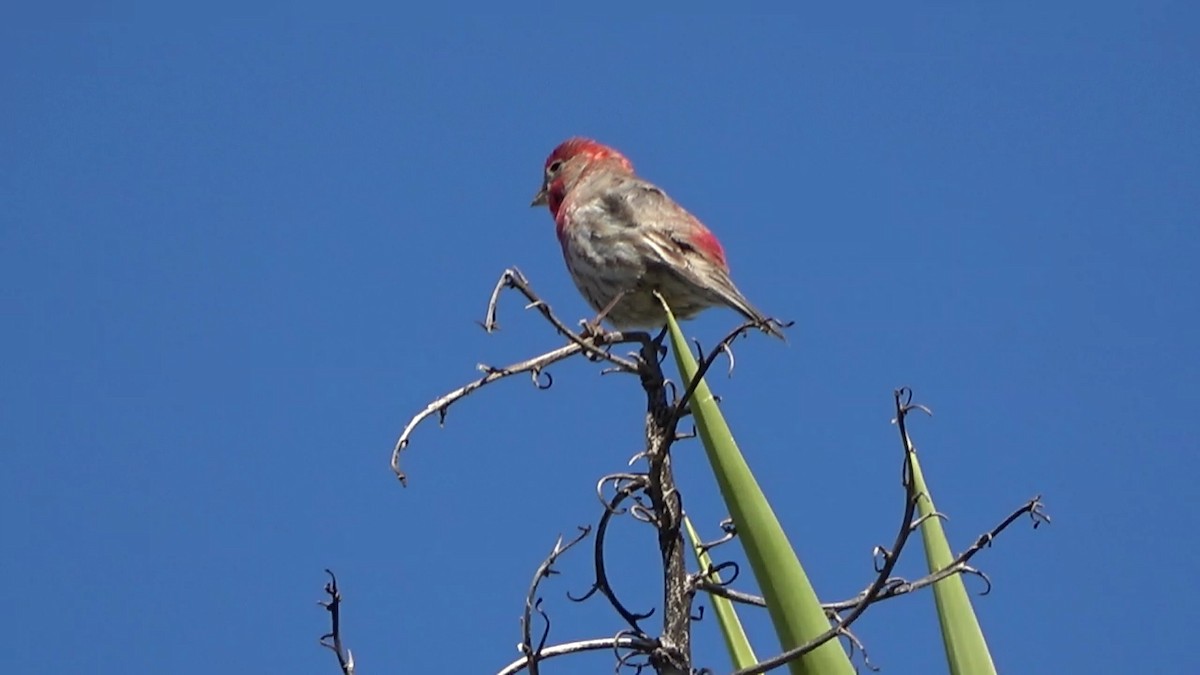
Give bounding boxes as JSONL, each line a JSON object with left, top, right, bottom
{"left": 584, "top": 291, "right": 629, "bottom": 334}
{"left": 758, "top": 317, "right": 793, "bottom": 341}
{"left": 579, "top": 318, "right": 611, "bottom": 342}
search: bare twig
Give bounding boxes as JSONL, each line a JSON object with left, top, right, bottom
{"left": 838, "top": 494, "right": 1048, "bottom": 606}
{"left": 391, "top": 342, "right": 584, "bottom": 484}
{"left": 696, "top": 494, "right": 1048, "bottom": 616}
{"left": 570, "top": 482, "right": 656, "bottom": 634}
{"left": 392, "top": 268, "right": 656, "bottom": 484}
{"left": 318, "top": 570, "right": 354, "bottom": 675}
{"left": 836, "top": 621, "right": 878, "bottom": 672}
{"left": 725, "top": 390, "right": 1047, "bottom": 674}
{"left": 567, "top": 290, "right": 694, "bottom": 673}
{"left": 692, "top": 581, "right": 766, "bottom": 608}
{"left": 496, "top": 635, "right": 658, "bottom": 675}
{"left": 482, "top": 267, "right": 645, "bottom": 370}
{"left": 694, "top": 517, "right": 737, "bottom": 556}
{"left": 670, "top": 320, "right": 759, "bottom": 429}
{"left": 734, "top": 388, "right": 933, "bottom": 674}
{"left": 596, "top": 473, "right": 648, "bottom": 512}
{"left": 394, "top": 269, "right": 698, "bottom": 672}
{"left": 520, "top": 527, "right": 592, "bottom": 675}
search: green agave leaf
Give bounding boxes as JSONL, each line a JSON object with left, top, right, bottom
{"left": 664, "top": 309, "right": 853, "bottom": 675}
{"left": 911, "top": 452, "right": 998, "bottom": 675}
{"left": 684, "top": 515, "right": 757, "bottom": 668}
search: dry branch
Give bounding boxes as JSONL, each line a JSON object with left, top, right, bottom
{"left": 318, "top": 570, "right": 354, "bottom": 675}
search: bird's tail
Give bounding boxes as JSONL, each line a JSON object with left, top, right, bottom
{"left": 710, "top": 273, "right": 788, "bottom": 341}
{"left": 740, "top": 303, "right": 789, "bottom": 341}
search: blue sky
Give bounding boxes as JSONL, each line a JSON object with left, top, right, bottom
{"left": 3, "top": 6, "right": 1197, "bottom": 674}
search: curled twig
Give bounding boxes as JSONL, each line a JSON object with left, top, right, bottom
{"left": 718, "top": 340, "right": 735, "bottom": 377}
{"left": 838, "top": 623, "right": 879, "bottom": 672}
{"left": 669, "top": 319, "right": 760, "bottom": 431}
{"left": 483, "top": 268, "right": 647, "bottom": 370}
{"left": 961, "top": 565, "right": 993, "bottom": 595}
{"left": 613, "top": 628, "right": 655, "bottom": 673}
{"left": 696, "top": 521, "right": 738, "bottom": 556}
{"left": 568, "top": 486, "right": 655, "bottom": 634}
{"left": 871, "top": 545, "right": 892, "bottom": 573}
{"left": 531, "top": 368, "right": 553, "bottom": 390}
{"left": 596, "top": 473, "right": 648, "bottom": 512}
{"left": 628, "top": 502, "right": 658, "bottom": 525}
{"left": 392, "top": 342, "right": 585, "bottom": 484}
{"left": 495, "top": 635, "right": 657, "bottom": 675}
{"left": 735, "top": 389, "right": 932, "bottom": 674}
{"left": 481, "top": 267, "right": 516, "bottom": 333}
{"left": 318, "top": 570, "right": 354, "bottom": 675}
{"left": 393, "top": 269, "right": 658, "bottom": 484}
{"left": 824, "top": 495, "right": 1050, "bottom": 611}
{"left": 674, "top": 425, "right": 697, "bottom": 441}
{"left": 701, "top": 561, "right": 741, "bottom": 587}
{"left": 521, "top": 527, "right": 592, "bottom": 675}
{"left": 910, "top": 511, "right": 947, "bottom": 530}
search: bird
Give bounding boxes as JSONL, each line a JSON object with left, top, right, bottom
{"left": 530, "top": 137, "right": 784, "bottom": 339}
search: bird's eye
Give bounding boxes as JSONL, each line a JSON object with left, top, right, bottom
{"left": 547, "top": 160, "right": 563, "bottom": 175}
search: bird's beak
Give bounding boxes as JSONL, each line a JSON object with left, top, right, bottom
{"left": 530, "top": 185, "right": 548, "bottom": 207}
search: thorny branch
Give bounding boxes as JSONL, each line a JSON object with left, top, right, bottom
{"left": 696, "top": 518, "right": 737, "bottom": 557}
{"left": 496, "top": 635, "right": 659, "bottom": 675}
{"left": 696, "top": 388, "right": 1049, "bottom": 674}
{"left": 483, "top": 267, "right": 644, "bottom": 371}
{"left": 829, "top": 494, "right": 1049, "bottom": 610}
{"left": 669, "top": 320, "right": 759, "bottom": 429}
{"left": 658, "top": 311, "right": 793, "bottom": 449}
{"left": 731, "top": 388, "right": 927, "bottom": 675}
{"left": 318, "top": 570, "right": 354, "bottom": 675}
{"left": 521, "top": 527, "right": 593, "bottom": 675}
{"left": 569, "top": 342, "right": 693, "bottom": 673}
{"left": 392, "top": 267, "right": 653, "bottom": 485}
{"left": 395, "top": 268, "right": 697, "bottom": 673}
{"left": 570, "top": 476, "right": 656, "bottom": 634}
{"left": 390, "top": 341, "right": 582, "bottom": 486}
{"left": 694, "top": 494, "right": 1048, "bottom": 612}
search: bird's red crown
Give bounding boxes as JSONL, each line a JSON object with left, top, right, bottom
{"left": 545, "top": 137, "right": 634, "bottom": 173}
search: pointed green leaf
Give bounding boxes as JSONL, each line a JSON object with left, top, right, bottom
{"left": 911, "top": 452, "right": 998, "bottom": 674}
{"left": 665, "top": 309, "right": 853, "bottom": 675}
{"left": 684, "top": 515, "right": 757, "bottom": 668}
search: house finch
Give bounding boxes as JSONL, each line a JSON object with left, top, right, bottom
{"left": 531, "top": 137, "right": 784, "bottom": 339}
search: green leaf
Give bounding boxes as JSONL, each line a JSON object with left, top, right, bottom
{"left": 684, "top": 515, "right": 757, "bottom": 668}
{"left": 664, "top": 309, "right": 853, "bottom": 675}
{"left": 911, "top": 452, "right": 998, "bottom": 675}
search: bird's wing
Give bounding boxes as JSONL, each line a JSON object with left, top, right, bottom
{"left": 612, "top": 179, "right": 727, "bottom": 266}
{"left": 610, "top": 178, "right": 774, "bottom": 328}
